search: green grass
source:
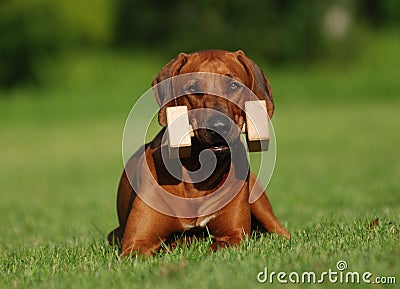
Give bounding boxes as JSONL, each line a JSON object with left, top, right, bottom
{"left": 0, "top": 31, "right": 399, "bottom": 288}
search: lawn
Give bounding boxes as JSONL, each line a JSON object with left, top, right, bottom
{"left": 0, "top": 32, "right": 399, "bottom": 289}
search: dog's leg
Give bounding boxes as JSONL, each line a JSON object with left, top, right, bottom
{"left": 208, "top": 188, "right": 251, "bottom": 251}
{"left": 107, "top": 169, "right": 136, "bottom": 246}
{"left": 249, "top": 173, "right": 290, "bottom": 238}
{"left": 121, "top": 198, "right": 179, "bottom": 256}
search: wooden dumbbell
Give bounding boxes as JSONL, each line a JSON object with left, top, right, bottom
{"left": 244, "top": 100, "right": 270, "bottom": 152}
{"left": 166, "top": 101, "right": 269, "bottom": 157}
{"left": 166, "top": 106, "right": 193, "bottom": 158}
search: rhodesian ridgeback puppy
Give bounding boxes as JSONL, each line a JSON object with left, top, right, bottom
{"left": 108, "top": 50, "right": 290, "bottom": 256}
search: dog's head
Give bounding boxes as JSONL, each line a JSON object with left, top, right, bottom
{"left": 152, "top": 50, "right": 274, "bottom": 154}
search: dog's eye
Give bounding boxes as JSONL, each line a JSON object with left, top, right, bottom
{"left": 187, "top": 85, "right": 198, "bottom": 93}
{"left": 184, "top": 80, "right": 199, "bottom": 94}
{"left": 229, "top": 81, "right": 240, "bottom": 91}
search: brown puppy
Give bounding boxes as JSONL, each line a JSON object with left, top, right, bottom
{"left": 108, "top": 50, "right": 289, "bottom": 256}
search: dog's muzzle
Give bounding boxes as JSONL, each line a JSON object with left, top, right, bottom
{"left": 201, "top": 113, "right": 235, "bottom": 155}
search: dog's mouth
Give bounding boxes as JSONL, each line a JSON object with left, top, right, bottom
{"left": 208, "top": 141, "right": 230, "bottom": 155}
{"left": 194, "top": 128, "right": 237, "bottom": 156}
{"left": 200, "top": 136, "right": 231, "bottom": 155}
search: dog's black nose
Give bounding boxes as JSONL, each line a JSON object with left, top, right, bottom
{"left": 208, "top": 114, "right": 231, "bottom": 134}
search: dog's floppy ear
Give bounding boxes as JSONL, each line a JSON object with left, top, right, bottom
{"left": 152, "top": 52, "right": 189, "bottom": 127}
{"left": 235, "top": 50, "right": 274, "bottom": 118}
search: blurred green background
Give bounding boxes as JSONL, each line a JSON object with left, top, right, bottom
{"left": 0, "top": 0, "right": 399, "bottom": 288}
{"left": 1, "top": 0, "right": 399, "bottom": 88}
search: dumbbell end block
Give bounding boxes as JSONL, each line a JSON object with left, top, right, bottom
{"left": 166, "top": 106, "right": 192, "bottom": 158}
{"left": 168, "top": 145, "right": 191, "bottom": 158}
{"left": 245, "top": 100, "right": 270, "bottom": 152}
{"left": 247, "top": 139, "right": 270, "bottom": 152}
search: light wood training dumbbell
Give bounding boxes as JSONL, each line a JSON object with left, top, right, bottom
{"left": 244, "top": 100, "right": 270, "bottom": 152}
{"left": 166, "top": 101, "right": 270, "bottom": 157}
{"left": 166, "top": 106, "right": 193, "bottom": 158}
